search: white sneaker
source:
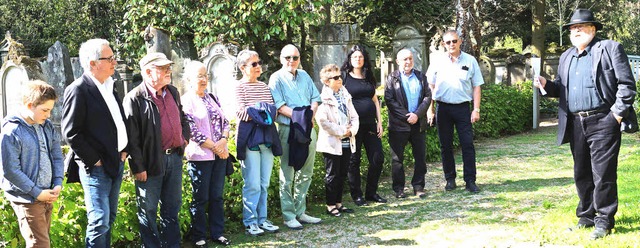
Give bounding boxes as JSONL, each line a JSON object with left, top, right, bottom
{"left": 283, "top": 219, "right": 303, "bottom": 230}
{"left": 259, "top": 220, "right": 280, "bottom": 233}
{"left": 298, "top": 213, "right": 322, "bottom": 224}
{"left": 245, "top": 223, "right": 265, "bottom": 236}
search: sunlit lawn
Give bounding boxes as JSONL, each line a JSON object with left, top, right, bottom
{"left": 221, "top": 125, "right": 640, "bottom": 247}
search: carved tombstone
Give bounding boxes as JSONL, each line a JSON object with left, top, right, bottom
{"left": 309, "top": 23, "right": 360, "bottom": 90}
{"left": 40, "top": 41, "right": 74, "bottom": 125}
{"left": 505, "top": 54, "right": 527, "bottom": 86}
{"left": 391, "top": 25, "right": 428, "bottom": 72}
{"left": 201, "top": 42, "right": 239, "bottom": 120}
{"left": 478, "top": 56, "right": 495, "bottom": 84}
{"left": 0, "top": 35, "right": 45, "bottom": 119}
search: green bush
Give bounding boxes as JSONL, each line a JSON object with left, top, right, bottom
{"left": 473, "top": 82, "right": 534, "bottom": 138}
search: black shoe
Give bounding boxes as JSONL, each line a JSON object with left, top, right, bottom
{"left": 445, "top": 180, "right": 457, "bottom": 191}
{"left": 353, "top": 197, "right": 368, "bottom": 206}
{"left": 365, "top": 194, "right": 388, "bottom": 203}
{"left": 337, "top": 205, "right": 355, "bottom": 213}
{"left": 414, "top": 190, "right": 427, "bottom": 198}
{"left": 568, "top": 218, "right": 595, "bottom": 231}
{"left": 465, "top": 182, "right": 480, "bottom": 193}
{"left": 590, "top": 227, "right": 611, "bottom": 240}
{"left": 214, "top": 236, "right": 231, "bottom": 246}
{"left": 395, "top": 191, "right": 407, "bottom": 198}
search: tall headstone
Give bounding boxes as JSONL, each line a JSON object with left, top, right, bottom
{"left": 200, "top": 42, "right": 239, "bottom": 120}
{"left": 0, "top": 35, "right": 45, "bottom": 118}
{"left": 391, "top": 25, "right": 428, "bottom": 72}
{"left": 310, "top": 23, "right": 360, "bottom": 90}
{"left": 41, "top": 41, "right": 74, "bottom": 125}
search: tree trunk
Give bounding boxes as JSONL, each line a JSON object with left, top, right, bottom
{"left": 532, "top": 0, "right": 545, "bottom": 65}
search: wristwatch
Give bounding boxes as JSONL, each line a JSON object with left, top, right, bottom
{"left": 473, "top": 108, "right": 480, "bottom": 113}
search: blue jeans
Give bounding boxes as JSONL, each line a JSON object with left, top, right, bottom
{"left": 187, "top": 158, "right": 226, "bottom": 242}
{"left": 241, "top": 145, "right": 275, "bottom": 226}
{"left": 79, "top": 161, "right": 124, "bottom": 248}
{"left": 135, "top": 153, "right": 183, "bottom": 248}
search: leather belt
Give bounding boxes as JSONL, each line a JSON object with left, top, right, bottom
{"left": 164, "top": 147, "right": 178, "bottom": 154}
{"left": 436, "top": 101, "right": 470, "bottom": 106}
{"left": 573, "top": 109, "right": 607, "bottom": 117}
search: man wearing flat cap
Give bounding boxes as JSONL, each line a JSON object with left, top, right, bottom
{"left": 536, "top": 8, "right": 637, "bottom": 240}
{"left": 123, "top": 52, "right": 190, "bottom": 247}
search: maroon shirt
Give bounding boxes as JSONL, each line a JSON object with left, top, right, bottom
{"left": 148, "top": 85, "right": 185, "bottom": 150}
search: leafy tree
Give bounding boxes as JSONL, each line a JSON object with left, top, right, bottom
{"left": 331, "top": 0, "right": 453, "bottom": 52}
{"left": 0, "top": 0, "right": 122, "bottom": 57}
{"left": 116, "top": 0, "right": 331, "bottom": 70}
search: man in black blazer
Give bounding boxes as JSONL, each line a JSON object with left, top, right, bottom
{"left": 537, "top": 9, "right": 637, "bottom": 240}
{"left": 384, "top": 48, "right": 432, "bottom": 199}
{"left": 62, "top": 39, "right": 128, "bottom": 247}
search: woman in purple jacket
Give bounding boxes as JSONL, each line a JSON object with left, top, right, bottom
{"left": 181, "top": 61, "right": 231, "bottom": 247}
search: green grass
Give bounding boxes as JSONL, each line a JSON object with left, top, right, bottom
{"left": 213, "top": 125, "right": 640, "bottom": 247}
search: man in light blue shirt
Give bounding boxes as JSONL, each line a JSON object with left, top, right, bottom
{"left": 384, "top": 49, "right": 432, "bottom": 199}
{"left": 426, "top": 30, "right": 484, "bottom": 193}
{"left": 269, "top": 44, "right": 322, "bottom": 230}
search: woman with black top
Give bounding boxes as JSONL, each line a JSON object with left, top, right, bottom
{"left": 340, "top": 45, "right": 387, "bottom": 206}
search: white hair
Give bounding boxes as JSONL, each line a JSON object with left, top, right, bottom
{"left": 79, "top": 39, "right": 110, "bottom": 71}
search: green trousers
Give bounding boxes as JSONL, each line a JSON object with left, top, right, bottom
{"left": 277, "top": 124, "right": 318, "bottom": 221}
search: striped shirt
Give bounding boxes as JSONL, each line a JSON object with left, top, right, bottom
{"left": 236, "top": 81, "right": 274, "bottom": 121}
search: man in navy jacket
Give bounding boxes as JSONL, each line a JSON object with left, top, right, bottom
{"left": 536, "top": 9, "right": 637, "bottom": 240}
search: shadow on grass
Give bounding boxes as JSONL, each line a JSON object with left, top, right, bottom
{"left": 614, "top": 215, "right": 640, "bottom": 234}
{"left": 482, "top": 177, "right": 574, "bottom": 192}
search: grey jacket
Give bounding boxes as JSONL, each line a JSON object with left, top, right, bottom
{"left": 1, "top": 114, "right": 64, "bottom": 203}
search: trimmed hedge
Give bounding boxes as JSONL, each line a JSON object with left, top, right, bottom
{"left": 0, "top": 82, "right": 534, "bottom": 246}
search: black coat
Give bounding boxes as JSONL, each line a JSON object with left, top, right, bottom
{"left": 384, "top": 69, "right": 432, "bottom": 132}
{"left": 544, "top": 38, "right": 637, "bottom": 145}
{"left": 123, "top": 83, "right": 190, "bottom": 176}
{"left": 62, "top": 74, "right": 129, "bottom": 182}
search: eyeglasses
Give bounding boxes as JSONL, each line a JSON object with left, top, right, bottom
{"left": 98, "top": 55, "right": 117, "bottom": 63}
{"left": 153, "top": 65, "right": 172, "bottom": 72}
{"left": 328, "top": 75, "right": 341, "bottom": 81}
{"left": 283, "top": 56, "right": 300, "bottom": 61}
{"left": 351, "top": 55, "right": 364, "bottom": 60}
{"left": 247, "top": 61, "right": 262, "bottom": 67}
{"left": 196, "top": 74, "right": 208, "bottom": 80}
{"left": 444, "top": 39, "right": 458, "bottom": 45}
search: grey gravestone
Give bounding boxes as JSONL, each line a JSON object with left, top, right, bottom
{"left": 478, "top": 55, "right": 495, "bottom": 85}
{"left": 505, "top": 54, "right": 526, "bottom": 85}
{"left": 0, "top": 60, "right": 45, "bottom": 118}
{"left": 391, "top": 25, "right": 428, "bottom": 73}
{"left": 70, "top": 57, "right": 83, "bottom": 79}
{"left": 201, "top": 42, "right": 239, "bottom": 120}
{"left": 309, "top": 23, "right": 360, "bottom": 90}
{"left": 41, "top": 41, "right": 74, "bottom": 126}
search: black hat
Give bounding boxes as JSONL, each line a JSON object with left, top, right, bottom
{"left": 563, "top": 9, "right": 603, "bottom": 31}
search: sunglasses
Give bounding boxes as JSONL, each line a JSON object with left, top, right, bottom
{"left": 444, "top": 39, "right": 458, "bottom": 45}
{"left": 328, "top": 75, "right": 341, "bottom": 81}
{"left": 283, "top": 56, "right": 300, "bottom": 61}
{"left": 247, "top": 61, "right": 262, "bottom": 67}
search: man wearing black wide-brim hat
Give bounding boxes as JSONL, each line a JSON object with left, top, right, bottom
{"left": 535, "top": 8, "right": 638, "bottom": 240}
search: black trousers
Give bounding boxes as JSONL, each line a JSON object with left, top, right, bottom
{"left": 323, "top": 149, "right": 351, "bottom": 205}
{"left": 348, "top": 123, "right": 384, "bottom": 199}
{"left": 389, "top": 125, "right": 427, "bottom": 193}
{"left": 436, "top": 102, "right": 476, "bottom": 183}
{"left": 569, "top": 112, "right": 620, "bottom": 229}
